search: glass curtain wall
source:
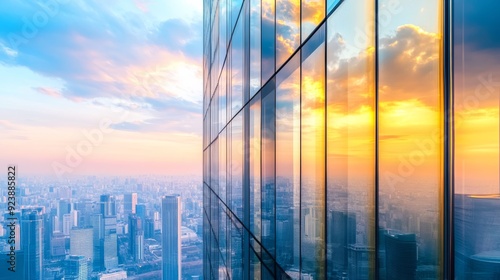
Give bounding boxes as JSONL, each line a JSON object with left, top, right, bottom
{"left": 204, "top": 0, "right": 500, "bottom": 279}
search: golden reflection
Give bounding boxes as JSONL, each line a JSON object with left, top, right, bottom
{"left": 302, "top": 0, "right": 325, "bottom": 33}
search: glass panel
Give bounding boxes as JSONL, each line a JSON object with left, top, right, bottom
{"left": 220, "top": 128, "right": 227, "bottom": 204}
{"left": 211, "top": 137, "right": 219, "bottom": 195}
{"left": 454, "top": 0, "right": 500, "bottom": 278}
{"left": 261, "top": 79, "right": 276, "bottom": 273}
{"left": 301, "top": 0, "right": 325, "bottom": 43}
{"left": 220, "top": 63, "right": 227, "bottom": 132}
{"left": 219, "top": 202, "right": 228, "bottom": 269}
{"left": 262, "top": 0, "right": 276, "bottom": 84}
{"left": 276, "top": 51, "right": 301, "bottom": 274}
{"left": 250, "top": 0, "right": 261, "bottom": 96}
{"left": 301, "top": 24, "right": 326, "bottom": 279}
{"left": 219, "top": 0, "right": 227, "bottom": 69}
{"left": 378, "top": 1, "right": 443, "bottom": 279}
{"left": 326, "top": 1, "right": 376, "bottom": 279}
{"left": 250, "top": 247, "right": 262, "bottom": 279}
{"left": 231, "top": 0, "right": 243, "bottom": 32}
{"left": 231, "top": 217, "right": 244, "bottom": 279}
{"left": 231, "top": 112, "right": 244, "bottom": 219}
{"left": 327, "top": 0, "right": 342, "bottom": 14}
{"left": 250, "top": 94, "right": 262, "bottom": 240}
{"left": 276, "top": 0, "right": 300, "bottom": 68}
{"left": 231, "top": 17, "right": 244, "bottom": 117}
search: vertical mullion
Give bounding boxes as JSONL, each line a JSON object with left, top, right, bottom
{"left": 374, "top": 0, "right": 380, "bottom": 278}
{"left": 443, "top": 0, "right": 454, "bottom": 278}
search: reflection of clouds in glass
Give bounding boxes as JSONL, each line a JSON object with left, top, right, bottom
{"left": 276, "top": 0, "right": 300, "bottom": 66}
{"left": 302, "top": 0, "right": 325, "bottom": 40}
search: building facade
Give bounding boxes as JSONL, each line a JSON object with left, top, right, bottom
{"left": 162, "top": 195, "right": 182, "bottom": 280}
{"left": 21, "top": 209, "right": 44, "bottom": 280}
{"left": 203, "top": 0, "right": 500, "bottom": 279}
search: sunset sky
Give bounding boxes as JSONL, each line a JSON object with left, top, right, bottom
{"left": 0, "top": 0, "right": 203, "bottom": 177}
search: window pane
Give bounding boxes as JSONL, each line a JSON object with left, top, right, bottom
{"left": 378, "top": 1, "right": 443, "bottom": 279}
{"left": 326, "top": 1, "right": 376, "bottom": 279}
{"left": 231, "top": 112, "right": 243, "bottom": 219}
{"left": 301, "top": 24, "right": 326, "bottom": 279}
{"left": 262, "top": 0, "right": 276, "bottom": 84}
{"left": 230, "top": 216, "right": 243, "bottom": 278}
{"left": 261, "top": 79, "right": 276, "bottom": 273}
{"left": 301, "top": 0, "right": 325, "bottom": 43}
{"left": 250, "top": 94, "right": 262, "bottom": 240}
{"left": 250, "top": 0, "right": 261, "bottom": 96}
{"left": 276, "top": 0, "right": 300, "bottom": 68}
{"left": 454, "top": 0, "right": 500, "bottom": 278}
{"left": 276, "top": 51, "right": 301, "bottom": 274}
{"left": 220, "top": 128, "right": 227, "bottom": 204}
{"left": 219, "top": 0, "right": 227, "bottom": 69}
{"left": 231, "top": 17, "right": 244, "bottom": 117}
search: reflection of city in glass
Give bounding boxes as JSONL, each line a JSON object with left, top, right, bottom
{"left": 203, "top": 0, "right": 500, "bottom": 279}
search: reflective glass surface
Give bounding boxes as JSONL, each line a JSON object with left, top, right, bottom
{"left": 301, "top": 24, "right": 326, "bottom": 279}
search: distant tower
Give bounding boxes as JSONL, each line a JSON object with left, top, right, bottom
{"left": 124, "top": 193, "right": 138, "bottom": 217}
{"left": 70, "top": 227, "right": 94, "bottom": 263}
{"left": 162, "top": 195, "right": 181, "bottom": 280}
{"left": 58, "top": 199, "right": 71, "bottom": 231}
{"left": 90, "top": 213, "right": 104, "bottom": 272}
{"left": 21, "top": 208, "right": 44, "bottom": 280}
{"left": 64, "top": 255, "right": 88, "bottom": 280}
{"left": 136, "top": 203, "right": 147, "bottom": 222}
{"left": 62, "top": 213, "right": 72, "bottom": 236}
{"left": 100, "top": 194, "right": 118, "bottom": 270}
{"left": 385, "top": 231, "right": 417, "bottom": 280}
{"left": 128, "top": 215, "right": 144, "bottom": 262}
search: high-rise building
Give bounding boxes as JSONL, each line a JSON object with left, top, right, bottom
{"left": 62, "top": 213, "right": 72, "bottom": 236}
{"left": 91, "top": 213, "right": 105, "bottom": 272}
{"left": 70, "top": 227, "right": 94, "bottom": 263}
{"left": 136, "top": 203, "right": 147, "bottom": 222}
{"left": 203, "top": 0, "right": 500, "bottom": 278}
{"left": 64, "top": 255, "right": 88, "bottom": 280}
{"left": 384, "top": 231, "right": 417, "bottom": 280}
{"left": 128, "top": 214, "right": 144, "bottom": 262}
{"left": 58, "top": 199, "right": 71, "bottom": 232}
{"left": 144, "top": 218, "right": 155, "bottom": 239}
{"left": 124, "top": 193, "right": 138, "bottom": 217}
{"left": 21, "top": 208, "right": 44, "bottom": 280}
{"left": 455, "top": 194, "right": 500, "bottom": 279}
{"left": 100, "top": 194, "right": 118, "bottom": 270}
{"left": 43, "top": 212, "right": 54, "bottom": 257}
{"left": 329, "top": 210, "right": 357, "bottom": 277}
{"left": 162, "top": 195, "right": 181, "bottom": 280}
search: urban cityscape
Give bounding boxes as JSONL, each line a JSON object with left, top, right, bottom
{"left": 0, "top": 176, "right": 203, "bottom": 279}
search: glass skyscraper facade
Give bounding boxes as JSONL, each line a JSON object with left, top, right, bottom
{"left": 203, "top": 0, "right": 500, "bottom": 279}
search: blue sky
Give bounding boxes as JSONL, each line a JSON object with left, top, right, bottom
{"left": 0, "top": 0, "right": 204, "bottom": 177}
